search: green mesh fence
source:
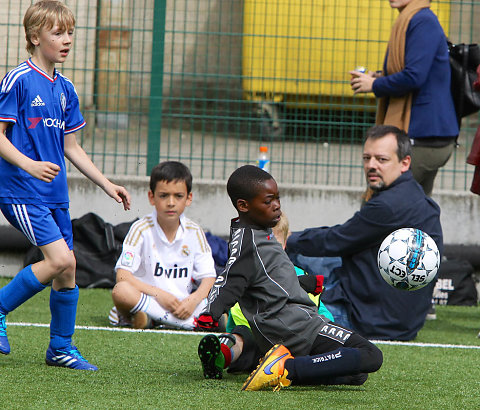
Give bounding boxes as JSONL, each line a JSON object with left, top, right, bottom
{"left": 1, "top": 0, "right": 479, "bottom": 190}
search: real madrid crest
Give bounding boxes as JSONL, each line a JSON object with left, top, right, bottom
{"left": 181, "top": 245, "right": 190, "bottom": 256}
{"left": 60, "top": 93, "right": 66, "bottom": 112}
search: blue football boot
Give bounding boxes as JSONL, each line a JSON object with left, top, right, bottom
{"left": 46, "top": 345, "right": 98, "bottom": 371}
{"left": 0, "top": 312, "right": 10, "bottom": 355}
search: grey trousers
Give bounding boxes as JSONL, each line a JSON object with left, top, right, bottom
{"left": 410, "top": 142, "right": 455, "bottom": 196}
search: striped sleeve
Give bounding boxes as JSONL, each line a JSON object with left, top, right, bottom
{"left": 186, "top": 220, "right": 211, "bottom": 253}
{"left": 0, "top": 64, "right": 30, "bottom": 124}
{"left": 1, "top": 62, "right": 29, "bottom": 93}
{"left": 186, "top": 220, "right": 216, "bottom": 280}
{"left": 204, "top": 227, "right": 251, "bottom": 320}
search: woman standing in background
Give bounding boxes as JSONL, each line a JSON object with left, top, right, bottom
{"left": 350, "top": 0, "right": 458, "bottom": 197}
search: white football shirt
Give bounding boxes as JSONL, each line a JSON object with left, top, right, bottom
{"left": 115, "top": 211, "right": 216, "bottom": 299}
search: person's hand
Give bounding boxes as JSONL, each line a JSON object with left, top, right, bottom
{"left": 370, "top": 70, "right": 383, "bottom": 79}
{"left": 25, "top": 160, "right": 60, "bottom": 182}
{"left": 349, "top": 71, "right": 376, "bottom": 94}
{"left": 104, "top": 182, "right": 131, "bottom": 210}
{"left": 194, "top": 313, "right": 218, "bottom": 331}
{"left": 155, "top": 291, "right": 180, "bottom": 313}
{"left": 172, "top": 295, "right": 197, "bottom": 320}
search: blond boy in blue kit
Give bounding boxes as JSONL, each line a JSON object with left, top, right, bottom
{"left": 0, "top": 1, "right": 131, "bottom": 370}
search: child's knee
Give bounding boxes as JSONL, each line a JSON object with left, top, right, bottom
{"left": 360, "top": 344, "right": 383, "bottom": 373}
{"left": 111, "top": 281, "right": 138, "bottom": 307}
{"left": 47, "top": 252, "right": 76, "bottom": 278}
{"left": 112, "top": 281, "right": 127, "bottom": 301}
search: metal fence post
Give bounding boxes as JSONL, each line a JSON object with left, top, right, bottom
{"left": 147, "top": 0, "right": 167, "bottom": 175}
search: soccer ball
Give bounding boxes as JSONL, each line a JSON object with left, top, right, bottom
{"left": 377, "top": 228, "right": 440, "bottom": 291}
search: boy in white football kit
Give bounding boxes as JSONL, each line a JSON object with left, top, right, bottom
{"left": 0, "top": 1, "right": 130, "bottom": 370}
{"left": 110, "top": 161, "right": 216, "bottom": 330}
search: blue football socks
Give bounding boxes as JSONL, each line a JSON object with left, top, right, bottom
{"left": 0, "top": 265, "right": 46, "bottom": 314}
{"left": 49, "top": 285, "right": 79, "bottom": 350}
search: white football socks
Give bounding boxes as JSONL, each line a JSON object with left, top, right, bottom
{"left": 131, "top": 293, "right": 207, "bottom": 330}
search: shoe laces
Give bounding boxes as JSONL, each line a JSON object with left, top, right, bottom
{"left": 0, "top": 314, "right": 6, "bottom": 336}
{"left": 61, "top": 346, "right": 88, "bottom": 362}
{"left": 262, "top": 375, "right": 284, "bottom": 390}
{"left": 273, "top": 382, "right": 288, "bottom": 392}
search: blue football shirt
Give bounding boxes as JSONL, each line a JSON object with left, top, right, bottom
{"left": 0, "top": 59, "right": 85, "bottom": 206}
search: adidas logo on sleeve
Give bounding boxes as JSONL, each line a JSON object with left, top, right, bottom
{"left": 31, "top": 95, "right": 45, "bottom": 107}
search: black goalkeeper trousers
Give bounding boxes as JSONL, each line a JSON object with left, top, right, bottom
{"left": 227, "top": 323, "right": 382, "bottom": 382}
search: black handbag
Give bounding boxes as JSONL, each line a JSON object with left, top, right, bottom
{"left": 432, "top": 258, "right": 477, "bottom": 306}
{"left": 448, "top": 41, "right": 480, "bottom": 125}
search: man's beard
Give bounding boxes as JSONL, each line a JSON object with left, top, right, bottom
{"left": 365, "top": 169, "right": 385, "bottom": 192}
{"left": 369, "top": 181, "right": 386, "bottom": 192}
{"left": 366, "top": 170, "right": 385, "bottom": 191}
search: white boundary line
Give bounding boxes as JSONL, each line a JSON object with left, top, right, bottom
{"left": 8, "top": 322, "right": 200, "bottom": 336}
{"left": 8, "top": 322, "right": 480, "bottom": 350}
{"left": 371, "top": 340, "right": 480, "bottom": 350}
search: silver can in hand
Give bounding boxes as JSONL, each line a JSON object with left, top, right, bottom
{"left": 354, "top": 66, "right": 367, "bottom": 73}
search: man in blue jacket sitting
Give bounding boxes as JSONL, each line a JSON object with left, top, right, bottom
{"left": 286, "top": 124, "right": 442, "bottom": 341}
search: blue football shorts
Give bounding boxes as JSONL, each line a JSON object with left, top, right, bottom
{"left": 0, "top": 204, "right": 73, "bottom": 249}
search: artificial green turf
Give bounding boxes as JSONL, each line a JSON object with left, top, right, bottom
{"left": 1, "top": 278, "right": 480, "bottom": 409}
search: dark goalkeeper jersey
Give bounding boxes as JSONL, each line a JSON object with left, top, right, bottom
{"left": 204, "top": 218, "right": 330, "bottom": 356}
